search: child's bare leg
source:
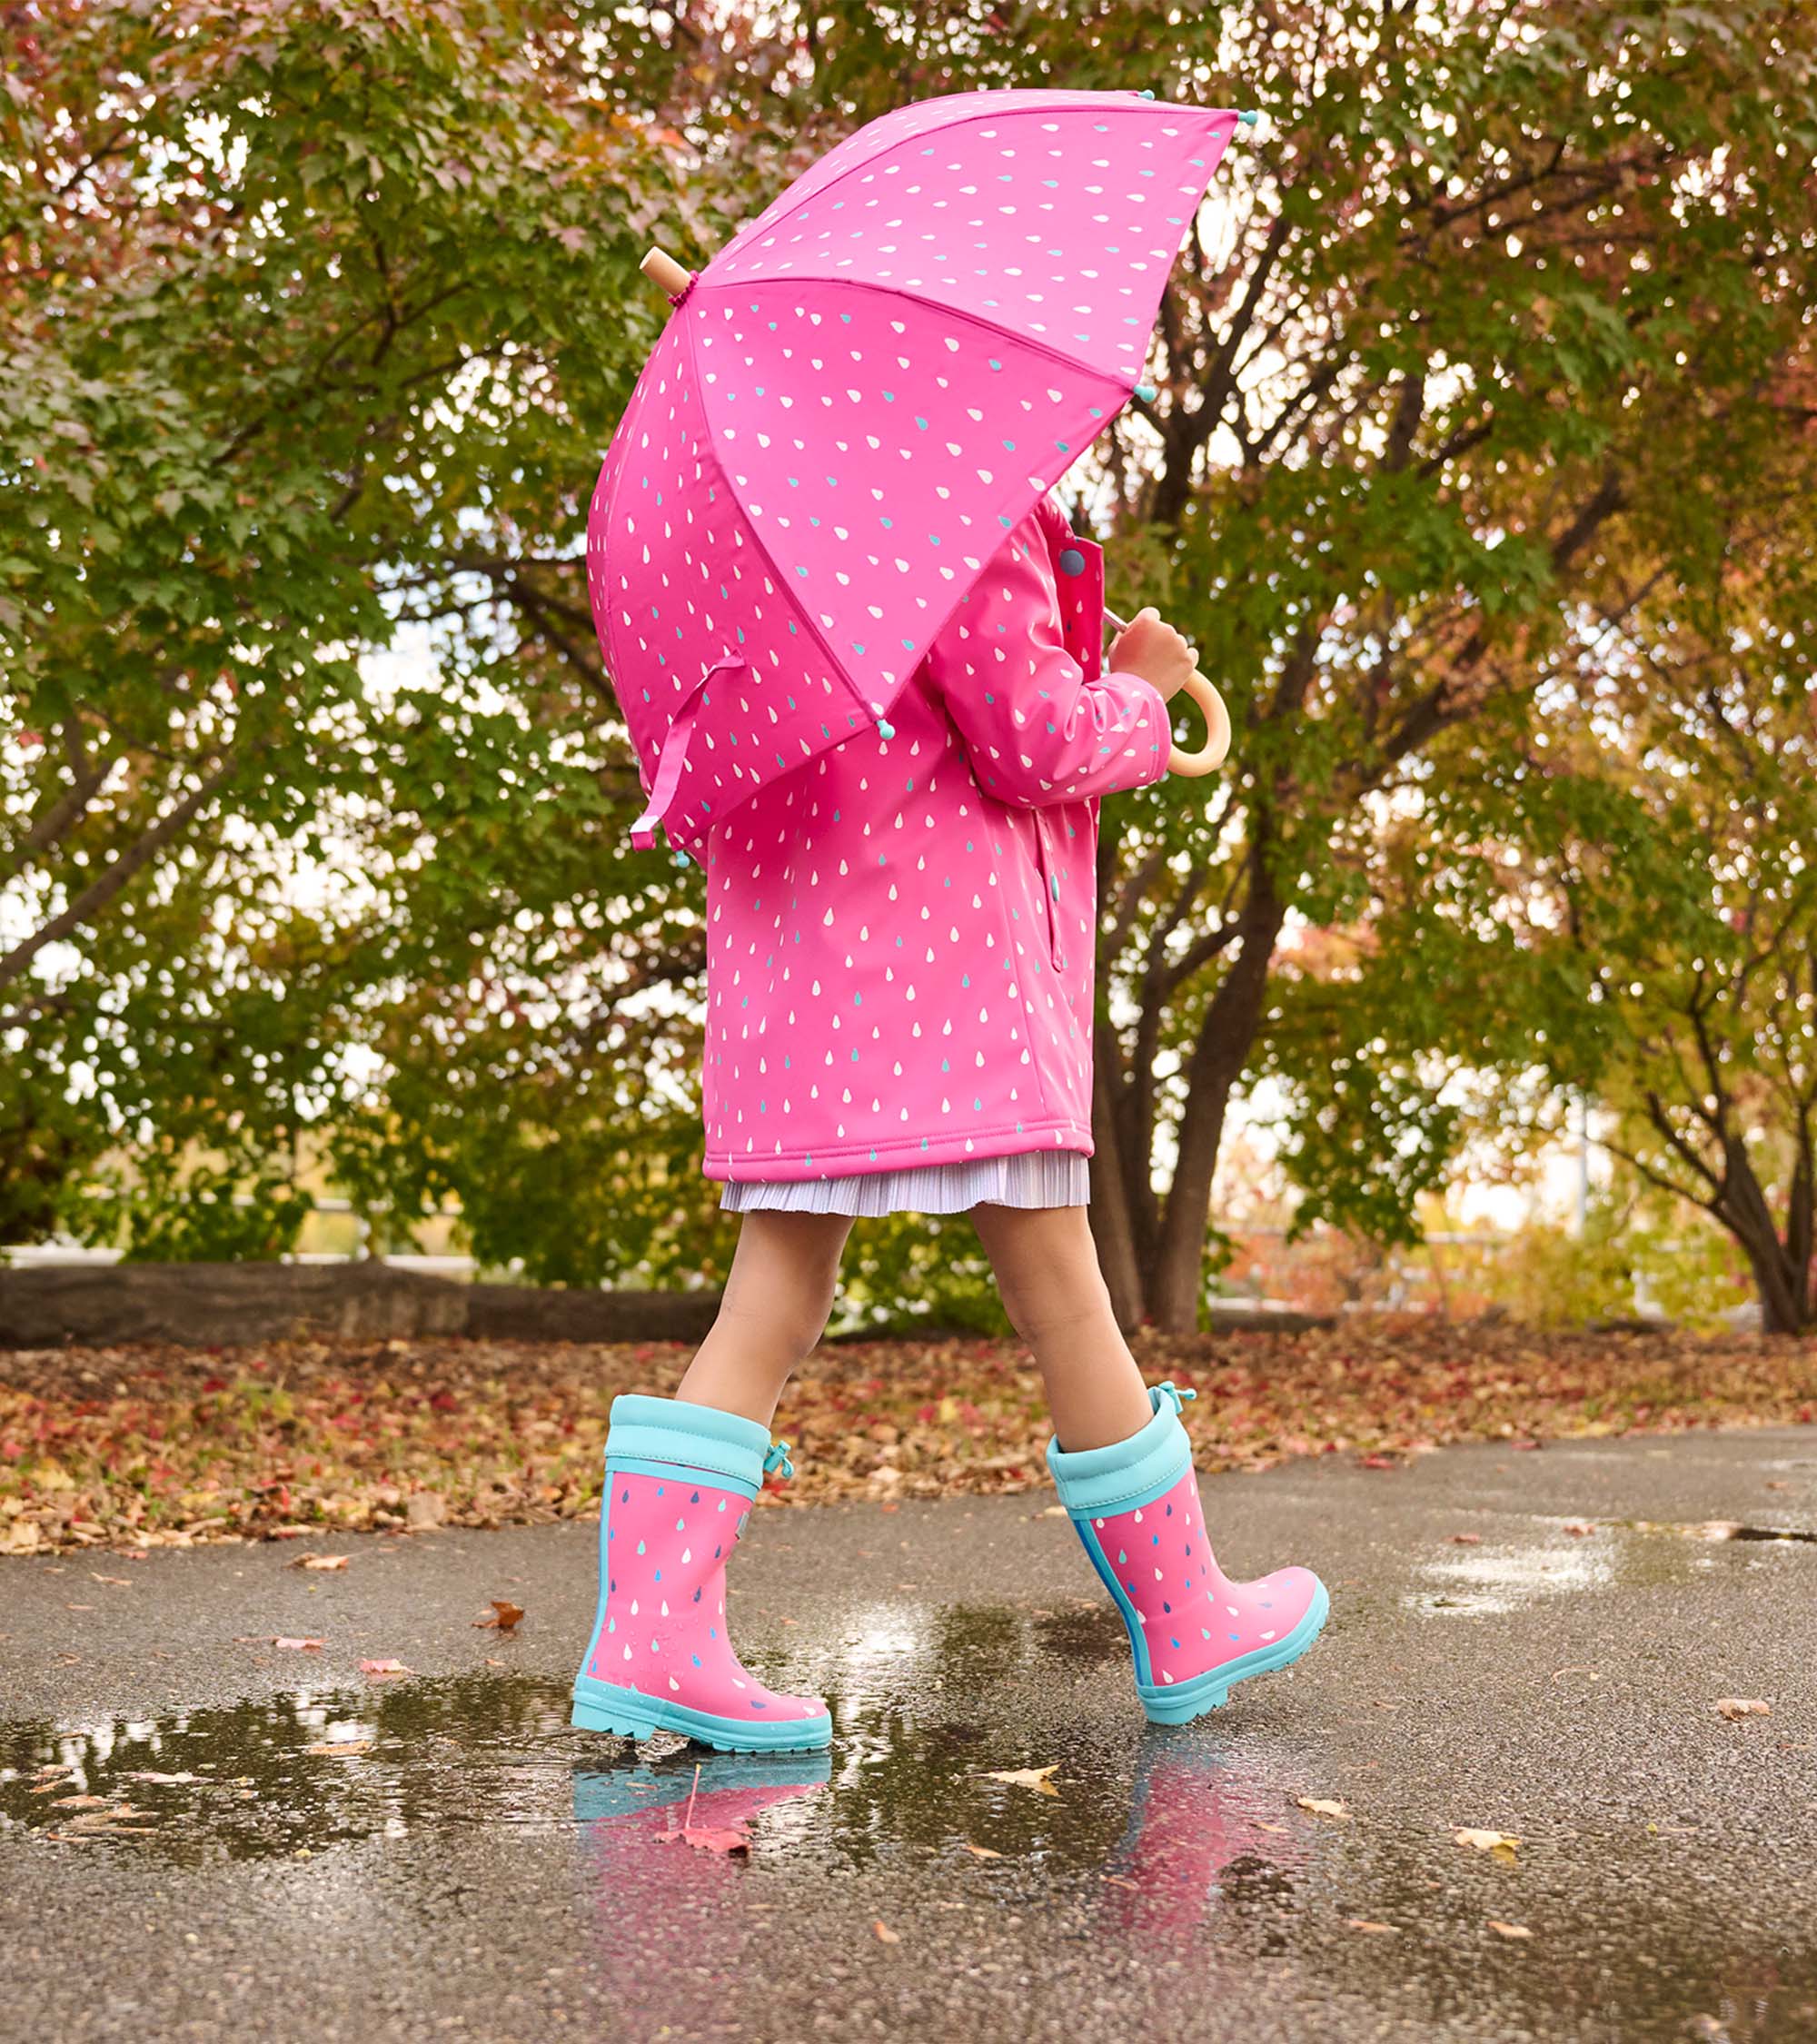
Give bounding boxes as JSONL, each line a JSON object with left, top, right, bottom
{"left": 969, "top": 1201, "right": 1153, "bottom": 1450}
{"left": 675, "top": 1209, "right": 854, "bottom": 1426}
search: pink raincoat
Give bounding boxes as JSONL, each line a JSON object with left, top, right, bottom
{"left": 701, "top": 492, "right": 1172, "bottom": 1181}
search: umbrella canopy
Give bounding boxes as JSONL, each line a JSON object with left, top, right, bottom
{"left": 585, "top": 87, "right": 1250, "bottom": 857}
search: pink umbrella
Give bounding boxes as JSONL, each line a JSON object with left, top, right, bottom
{"left": 585, "top": 87, "right": 1253, "bottom": 858}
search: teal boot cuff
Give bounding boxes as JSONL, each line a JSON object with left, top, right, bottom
{"left": 605, "top": 1392, "right": 773, "bottom": 1498}
{"left": 1046, "top": 1381, "right": 1196, "bottom": 1516}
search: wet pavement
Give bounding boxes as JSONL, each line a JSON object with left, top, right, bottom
{"left": 3, "top": 1428, "right": 1815, "bottom": 2042}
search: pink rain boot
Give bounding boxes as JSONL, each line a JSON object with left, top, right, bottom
{"left": 570, "top": 1394, "right": 832, "bottom": 1752}
{"left": 1048, "top": 1381, "right": 1328, "bottom": 1725}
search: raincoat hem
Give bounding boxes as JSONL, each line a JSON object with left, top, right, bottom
{"left": 701, "top": 1117, "right": 1092, "bottom": 1184}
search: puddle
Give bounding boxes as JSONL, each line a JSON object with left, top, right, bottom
{"left": 0, "top": 1672, "right": 586, "bottom": 1862}
{"left": 1407, "top": 1516, "right": 1814, "bottom": 1616}
{"left": 0, "top": 1599, "right": 1307, "bottom": 1893}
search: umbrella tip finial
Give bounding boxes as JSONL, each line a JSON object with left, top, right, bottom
{"left": 1238, "top": 108, "right": 1262, "bottom": 127}
{"left": 877, "top": 719, "right": 896, "bottom": 740}
{"left": 1137, "top": 88, "right": 1156, "bottom": 99}
{"left": 1135, "top": 382, "right": 1157, "bottom": 405}
{"left": 641, "top": 247, "right": 696, "bottom": 303}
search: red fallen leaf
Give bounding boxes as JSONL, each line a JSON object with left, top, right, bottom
{"left": 1357, "top": 1454, "right": 1398, "bottom": 1471}
{"left": 359, "top": 1658, "right": 412, "bottom": 1678}
{"left": 1448, "top": 1533, "right": 1484, "bottom": 1545}
{"left": 472, "top": 1600, "right": 525, "bottom": 1632}
{"left": 659, "top": 1764, "right": 752, "bottom": 1858}
{"left": 270, "top": 1637, "right": 324, "bottom": 1651}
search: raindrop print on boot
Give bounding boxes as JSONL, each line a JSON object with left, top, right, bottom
{"left": 571, "top": 1395, "right": 831, "bottom": 1752}
{"left": 1048, "top": 1383, "right": 1329, "bottom": 1725}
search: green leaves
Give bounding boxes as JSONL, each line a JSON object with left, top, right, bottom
{"left": 1, "top": 1, "right": 672, "bottom": 1252}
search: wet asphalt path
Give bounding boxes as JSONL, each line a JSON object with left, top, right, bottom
{"left": 3, "top": 1429, "right": 1815, "bottom": 2044}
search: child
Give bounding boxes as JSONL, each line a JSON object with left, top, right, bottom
{"left": 571, "top": 491, "right": 1328, "bottom": 1751}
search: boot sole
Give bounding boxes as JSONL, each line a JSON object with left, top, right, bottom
{"left": 1137, "top": 1580, "right": 1331, "bottom": 1726}
{"left": 570, "top": 1673, "right": 833, "bottom": 1753}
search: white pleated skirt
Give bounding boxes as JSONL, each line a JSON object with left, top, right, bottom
{"left": 719, "top": 1148, "right": 1090, "bottom": 1217}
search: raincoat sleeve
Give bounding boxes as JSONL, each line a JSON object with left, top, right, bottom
{"left": 921, "top": 519, "right": 1174, "bottom": 809}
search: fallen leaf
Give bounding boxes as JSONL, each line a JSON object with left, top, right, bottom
{"left": 981, "top": 1765, "right": 1060, "bottom": 1796}
{"left": 65, "top": 1802, "right": 153, "bottom": 1834}
{"left": 1356, "top": 1454, "right": 1398, "bottom": 1470}
{"left": 472, "top": 1600, "right": 525, "bottom": 1632}
{"left": 291, "top": 1553, "right": 350, "bottom": 1572}
{"left": 1488, "top": 1920, "right": 1534, "bottom": 1940}
{"left": 1563, "top": 1522, "right": 1595, "bottom": 1536}
{"left": 1689, "top": 1520, "right": 1743, "bottom": 1542}
{"left": 1715, "top": 1697, "right": 1771, "bottom": 1721}
{"left": 90, "top": 1573, "right": 133, "bottom": 1586}
{"left": 1455, "top": 1828, "right": 1520, "bottom": 1861}
{"left": 656, "top": 1763, "right": 752, "bottom": 1857}
{"left": 305, "top": 1741, "right": 374, "bottom": 1758}
{"left": 1448, "top": 1533, "right": 1483, "bottom": 1545}
{"left": 50, "top": 1794, "right": 109, "bottom": 1810}
{"left": 12, "top": 1324, "right": 1817, "bottom": 1555}
{"left": 1296, "top": 1797, "right": 1350, "bottom": 1820}
{"left": 873, "top": 1920, "right": 901, "bottom": 1944}
{"left": 1347, "top": 1919, "right": 1397, "bottom": 1935}
{"left": 963, "top": 1842, "right": 1002, "bottom": 1860}
{"left": 405, "top": 1491, "right": 447, "bottom": 1530}
{"left": 359, "top": 1658, "right": 412, "bottom": 1678}
{"left": 270, "top": 1637, "right": 324, "bottom": 1652}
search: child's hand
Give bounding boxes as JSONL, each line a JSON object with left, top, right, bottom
{"left": 1108, "top": 607, "right": 1198, "bottom": 702}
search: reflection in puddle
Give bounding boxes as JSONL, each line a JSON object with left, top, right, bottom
{"left": 1407, "top": 1517, "right": 1813, "bottom": 1616}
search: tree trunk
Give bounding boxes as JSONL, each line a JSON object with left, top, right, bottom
{"left": 1146, "top": 860, "right": 1285, "bottom": 1331}
{"left": 1714, "top": 1136, "right": 1813, "bottom": 1334}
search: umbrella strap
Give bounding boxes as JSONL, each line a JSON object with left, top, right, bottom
{"left": 629, "top": 663, "right": 727, "bottom": 851}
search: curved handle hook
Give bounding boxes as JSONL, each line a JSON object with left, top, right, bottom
{"left": 1104, "top": 606, "right": 1233, "bottom": 778}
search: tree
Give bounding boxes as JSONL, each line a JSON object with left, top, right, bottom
{"left": 786, "top": 0, "right": 1817, "bottom": 1327}
{"left": 2, "top": 0, "right": 672, "bottom": 1245}
{"left": 1512, "top": 521, "right": 1816, "bottom": 1333}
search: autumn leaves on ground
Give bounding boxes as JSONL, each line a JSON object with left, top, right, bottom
{"left": 3, "top": 1324, "right": 1814, "bottom": 1555}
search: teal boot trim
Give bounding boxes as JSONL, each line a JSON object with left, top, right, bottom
{"left": 571, "top": 1673, "right": 833, "bottom": 1753}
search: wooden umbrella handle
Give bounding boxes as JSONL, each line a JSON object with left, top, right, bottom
{"left": 641, "top": 247, "right": 694, "bottom": 298}
{"left": 1104, "top": 606, "right": 1232, "bottom": 776}
{"left": 1166, "top": 668, "right": 1233, "bottom": 777}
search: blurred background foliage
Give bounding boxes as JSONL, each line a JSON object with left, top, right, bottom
{"left": 5, "top": 1, "right": 1816, "bottom": 1332}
